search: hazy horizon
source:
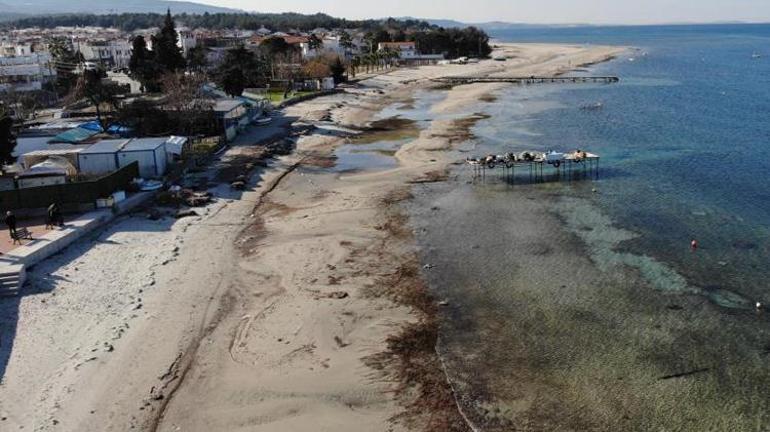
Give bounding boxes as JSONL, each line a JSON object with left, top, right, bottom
{"left": 175, "top": 0, "right": 770, "bottom": 25}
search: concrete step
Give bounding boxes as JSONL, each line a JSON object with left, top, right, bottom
{"left": 0, "top": 264, "right": 26, "bottom": 297}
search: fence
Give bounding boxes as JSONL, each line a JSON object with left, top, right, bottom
{"left": 0, "top": 162, "right": 139, "bottom": 211}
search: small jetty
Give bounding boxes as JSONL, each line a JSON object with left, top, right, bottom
{"left": 434, "top": 76, "right": 620, "bottom": 86}
{"left": 467, "top": 150, "right": 600, "bottom": 183}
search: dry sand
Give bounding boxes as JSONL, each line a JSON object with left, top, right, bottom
{"left": 0, "top": 43, "right": 625, "bottom": 431}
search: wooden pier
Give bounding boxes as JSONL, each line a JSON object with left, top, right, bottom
{"left": 468, "top": 151, "right": 600, "bottom": 183}
{"left": 434, "top": 76, "right": 620, "bottom": 86}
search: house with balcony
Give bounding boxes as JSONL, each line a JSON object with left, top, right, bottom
{"left": 0, "top": 52, "right": 55, "bottom": 92}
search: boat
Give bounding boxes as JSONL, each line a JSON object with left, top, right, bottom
{"left": 752, "top": 53, "right": 762, "bottom": 59}
{"left": 255, "top": 117, "right": 273, "bottom": 126}
{"left": 581, "top": 102, "right": 604, "bottom": 111}
{"left": 139, "top": 180, "right": 164, "bottom": 191}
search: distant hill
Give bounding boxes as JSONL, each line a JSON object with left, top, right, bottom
{"left": 420, "top": 18, "right": 588, "bottom": 30}
{"left": 0, "top": 0, "right": 238, "bottom": 17}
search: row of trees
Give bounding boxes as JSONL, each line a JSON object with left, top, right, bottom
{"left": 4, "top": 12, "right": 433, "bottom": 33}
{"left": 411, "top": 27, "right": 492, "bottom": 58}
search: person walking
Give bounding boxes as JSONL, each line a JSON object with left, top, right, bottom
{"left": 47, "top": 203, "right": 63, "bottom": 228}
{"left": 5, "top": 210, "right": 17, "bottom": 238}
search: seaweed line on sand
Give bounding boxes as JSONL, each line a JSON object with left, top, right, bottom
{"left": 362, "top": 188, "right": 475, "bottom": 432}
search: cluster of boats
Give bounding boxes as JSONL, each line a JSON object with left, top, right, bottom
{"left": 466, "top": 150, "right": 592, "bottom": 169}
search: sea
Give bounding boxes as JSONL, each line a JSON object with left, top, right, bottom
{"left": 398, "top": 24, "right": 770, "bottom": 431}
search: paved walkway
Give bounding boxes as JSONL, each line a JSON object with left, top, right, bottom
{"left": 0, "top": 215, "right": 77, "bottom": 254}
{"left": 0, "top": 209, "right": 113, "bottom": 268}
{"left": 0, "top": 192, "right": 154, "bottom": 295}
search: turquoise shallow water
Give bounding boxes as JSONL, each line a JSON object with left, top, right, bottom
{"left": 404, "top": 24, "right": 770, "bottom": 430}
{"left": 485, "top": 24, "right": 770, "bottom": 308}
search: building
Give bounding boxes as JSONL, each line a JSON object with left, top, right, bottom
{"left": 300, "top": 36, "right": 345, "bottom": 59}
{"left": 0, "top": 42, "right": 35, "bottom": 57}
{"left": 0, "top": 52, "right": 55, "bottom": 92}
{"left": 17, "top": 159, "right": 75, "bottom": 189}
{"left": 79, "top": 39, "right": 132, "bottom": 69}
{"left": 77, "top": 138, "right": 168, "bottom": 178}
{"left": 378, "top": 42, "right": 418, "bottom": 58}
{"left": 177, "top": 28, "right": 198, "bottom": 56}
{"left": 116, "top": 138, "right": 168, "bottom": 178}
{"left": 377, "top": 42, "right": 445, "bottom": 62}
{"left": 21, "top": 145, "right": 89, "bottom": 171}
{"left": 213, "top": 99, "right": 249, "bottom": 142}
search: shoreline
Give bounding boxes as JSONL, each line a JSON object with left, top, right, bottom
{"left": 0, "top": 42, "right": 626, "bottom": 431}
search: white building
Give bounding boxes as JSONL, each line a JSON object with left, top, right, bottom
{"left": 77, "top": 138, "right": 169, "bottom": 178}
{"left": 377, "top": 42, "right": 418, "bottom": 58}
{"left": 300, "top": 36, "right": 345, "bottom": 59}
{"left": 79, "top": 39, "right": 132, "bottom": 69}
{"left": 177, "top": 28, "right": 198, "bottom": 56}
{"left": 377, "top": 41, "right": 445, "bottom": 62}
{"left": 0, "top": 42, "right": 35, "bottom": 57}
{"left": 0, "top": 52, "right": 55, "bottom": 92}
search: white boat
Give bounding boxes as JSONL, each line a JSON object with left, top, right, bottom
{"left": 752, "top": 53, "right": 762, "bottom": 59}
{"left": 139, "top": 180, "right": 164, "bottom": 191}
{"left": 255, "top": 117, "right": 273, "bottom": 126}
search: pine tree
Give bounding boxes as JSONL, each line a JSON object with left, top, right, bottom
{"left": 214, "top": 46, "right": 266, "bottom": 97}
{"left": 151, "top": 9, "right": 186, "bottom": 72}
{"left": 128, "top": 36, "right": 160, "bottom": 92}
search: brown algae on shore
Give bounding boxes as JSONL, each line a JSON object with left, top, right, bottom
{"left": 350, "top": 116, "right": 421, "bottom": 144}
{"left": 427, "top": 113, "right": 491, "bottom": 145}
{"left": 364, "top": 202, "right": 472, "bottom": 431}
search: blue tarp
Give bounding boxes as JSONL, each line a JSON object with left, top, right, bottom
{"left": 106, "top": 124, "right": 133, "bottom": 137}
{"left": 78, "top": 121, "right": 104, "bottom": 132}
{"left": 75, "top": 121, "right": 133, "bottom": 137}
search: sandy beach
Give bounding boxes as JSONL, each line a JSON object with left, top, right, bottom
{"left": 0, "top": 43, "right": 625, "bottom": 431}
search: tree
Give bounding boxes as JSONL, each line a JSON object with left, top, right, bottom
{"left": 0, "top": 105, "right": 16, "bottom": 165}
{"left": 260, "top": 36, "right": 291, "bottom": 57}
{"left": 128, "top": 35, "right": 160, "bottom": 92}
{"left": 329, "top": 56, "right": 346, "bottom": 84}
{"left": 373, "top": 29, "right": 392, "bottom": 51}
{"left": 348, "top": 56, "right": 360, "bottom": 77}
{"left": 214, "top": 46, "right": 266, "bottom": 97}
{"left": 338, "top": 31, "right": 354, "bottom": 54}
{"left": 151, "top": 9, "right": 186, "bottom": 72}
{"left": 68, "top": 69, "right": 123, "bottom": 130}
{"left": 159, "top": 73, "right": 214, "bottom": 135}
{"left": 308, "top": 34, "right": 323, "bottom": 51}
{"left": 47, "top": 37, "right": 82, "bottom": 96}
{"left": 186, "top": 45, "right": 209, "bottom": 72}
{"left": 302, "top": 59, "right": 330, "bottom": 79}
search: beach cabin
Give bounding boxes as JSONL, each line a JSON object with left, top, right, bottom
{"left": 117, "top": 138, "right": 168, "bottom": 179}
{"left": 17, "top": 159, "right": 74, "bottom": 188}
{"left": 214, "top": 99, "right": 248, "bottom": 142}
{"left": 77, "top": 139, "right": 127, "bottom": 176}
{"left": 77, "top": 138, "right": 168, "bottom": 178}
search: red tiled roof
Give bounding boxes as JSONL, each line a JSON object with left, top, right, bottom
{"left": 378, "top": 42, "right": 416, "bottom": 48}
{"left": 251, "top": 35, "right": 309, "bottom": 45}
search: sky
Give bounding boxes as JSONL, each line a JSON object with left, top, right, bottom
{"left": 187, "top": 0, "right": 770, "bottom": 25}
